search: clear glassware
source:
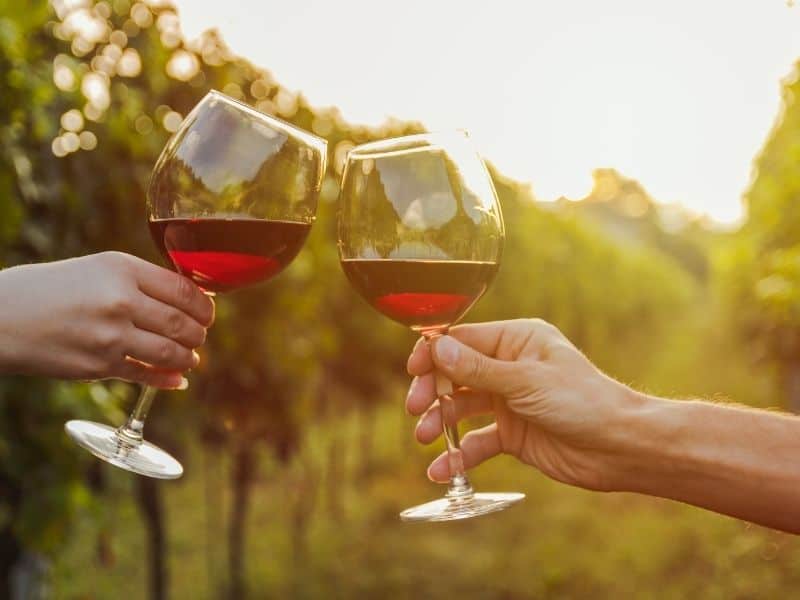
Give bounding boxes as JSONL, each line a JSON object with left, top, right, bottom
{"left": 65, "top": 90, "right": 327, "bottom": 478}
{"left": 338, "top": 130, "right": 524, "bottom": 521}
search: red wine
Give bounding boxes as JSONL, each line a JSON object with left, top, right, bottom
{"left": 340, "top": 259, "right": 498, "bottom": 332}
{"left": 149, "top": 218, "right": 311, "bottom": 293}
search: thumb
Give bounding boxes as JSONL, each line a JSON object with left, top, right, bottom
{"left": 431, "top": 335, "right": 521, "bottom": 395}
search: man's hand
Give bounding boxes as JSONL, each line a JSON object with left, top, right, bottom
{"left": 406, "top": 319, "right": 641, "bottom": 491}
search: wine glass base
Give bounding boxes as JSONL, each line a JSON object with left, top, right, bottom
{"left": 399, "top": 492, "right": 525, "bottom": 522}
{"left": 65, "top": 420, "right": 183, "bottom": 479}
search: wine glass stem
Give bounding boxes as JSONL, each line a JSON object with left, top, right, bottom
{"left": 425, "top": 331, "right": 474, "bottom": 500}
{"left": 117, "top": 384, "right": 157, "bottom": 445}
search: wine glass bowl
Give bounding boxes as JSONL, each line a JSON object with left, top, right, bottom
{"left": 66, "top": 91, "right": 327, "bottom": 478}
{"left": 338, "top": 130, "right": 524, "bottom": 521}
{"left": 148, "top": 90, "right": 325, "bottom": 294}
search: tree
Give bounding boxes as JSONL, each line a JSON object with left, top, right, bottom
{"left": 724, "top": 59, "right": 800, "bottom": 410}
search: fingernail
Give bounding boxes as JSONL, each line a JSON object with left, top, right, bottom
{"left": 427, "top": 460, "right": 445, "bottom": 483}
{"left": 192, "top": 350, "right": 200, "bottom": 366}
{"left": 177, "top": 377, "right": 189, "bottom": 390}
{"left": 415, "top": 416, "right": 433, "bottom": 438}
{"left": 426, "top": 461, "right": 436, "bottom": 481}
{"left": 435, "top": 336, "right": 459, "bottom": 368}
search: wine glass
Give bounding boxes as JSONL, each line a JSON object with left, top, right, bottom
{"left": 338, "top": 130, "right": 524, "bottom": 521}
{"left": 65, "top": 90, "right": 327, "bottom": 478}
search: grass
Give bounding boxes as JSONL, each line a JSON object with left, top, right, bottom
{"left": 52, "top": 404, "right": 800, "bottom": 599}
{"left": 51, "top": 315, "right": 800, "bottom": 599}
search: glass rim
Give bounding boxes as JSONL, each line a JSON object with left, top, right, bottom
{"left": 202, "top": 89, "right": 328, "bottom": 152}
{"left": 346, "top": 129, "right": 471, "bottom": 160}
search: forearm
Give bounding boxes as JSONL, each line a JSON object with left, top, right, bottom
{"left": 614, "top": 394, "right": 800, "bottom": 533}
{"left": 0, "top": 265, "right": 30, "bottom": 375}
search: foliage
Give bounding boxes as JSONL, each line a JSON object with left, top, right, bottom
{"left": 723, "top": 59, "right": 800, "bottom": 405}
{"left": 0, "top": 0, "right": 796, "bottom": 597}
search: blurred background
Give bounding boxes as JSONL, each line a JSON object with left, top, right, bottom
{"left": 2, "top": 0, "right": 800, "bottom": 598}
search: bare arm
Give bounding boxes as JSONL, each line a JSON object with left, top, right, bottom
{"left": 405, "top": 319, "right": 800, "bottom": 533}
{"left": 613, "top": 396, "right": 800, "bottom": 533}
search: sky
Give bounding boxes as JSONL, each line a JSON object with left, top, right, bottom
{"left": 175, "top": 0, "right": 800, "bottom": 225}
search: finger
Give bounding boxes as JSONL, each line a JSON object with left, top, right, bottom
{"left": 431, "top": 335, "right": 525, "bottom": 395}
{"left": 407, "top": 337, "right": 433, "bottom": 376}
{"left": 450, "top": 319, "right": 564, "bottom": 360}
{"left": 114, "top": 357, "right": 189, "bottom": 389}
{"left": 131, "top": 293, "right": 208, "bottom": 349}
{"left": 415, "top": 390, "right": 493, "bottom": 444}
{"left": 406, "top": 374, "right": 436, "bottom": 415}
{"left": 133, "top": 259, "right": 215, "bottom": 326}
{"left": 427, "top": 423, "right": 502, "bottom": 483}
{"left": 125, "top": 329, "right": 200, "bottom": 372}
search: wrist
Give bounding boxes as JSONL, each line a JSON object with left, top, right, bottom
{"left": 601, "top": 388, "right": 694, "bottom": 493}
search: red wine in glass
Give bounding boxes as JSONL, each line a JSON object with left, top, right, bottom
{"left": 149, "top": 217, "right": 311, "bottom": 294}
{"left": 340, "top": 258, "right": 498, "bottom": 333}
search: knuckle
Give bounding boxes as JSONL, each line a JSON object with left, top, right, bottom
{"left": 93, "top": 327, "right": 123, "bottom": 354}
{"left": 166, "top": 309, "right": 184, "bottom": 338}
{"left": 526, "top": 317, "right": 547, "bottom": 331}
{"left": 158, "top": 341, "right": 176, "bottom": 363}
{"left": 176, "top": 276, "right": 195, "bottom": 306}
{"left": 467, "top": 353, "right": 488, "bottom": 383}
{"left": 98, "top": 251, "right": 131, "bottom": 271}
{"left": 105, "top": 292, "right": 133, "bottom": 318}
{"left": 527, "top": 317, "right": 558, "bottom": 338}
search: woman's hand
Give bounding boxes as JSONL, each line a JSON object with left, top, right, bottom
{"left": 0, "top": 252, "right": 214, "bottom": 388}
{"left": 406, "top": 319, "right": 643, "bottom": 492}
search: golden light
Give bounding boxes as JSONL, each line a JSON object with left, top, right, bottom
{"left": 51, "top": 0, "right": 92, "bottom": 20}
{"left": 51, "top": 136, "right": 68, "bottom": 158}
{"left": 130, "top": 3, "right": 153, "bottom": 28}
{"left": 83, "top": 102, "right": 104, "bottom": 122}
{"left": 311, "top": 115, "right": 333, "bottom": 137}
{"left": 250, "top": 79, "right": 271, "bottom": 99}
{"left": 94, "top": 1, "right": 112, "bottom": 19}
{"left": 135, "top": 114, "right": 154, "bottom": 134}
{"left": 71, "top": 38, "right": 94, "bottom": 57}
{"left": 255, "top": 99, "right": 276, "bottom": 115}
{"left": 53, "top": 65, "right": 77, "bottom": 91}
{"left": 90, "top": 54, "right": 116, "bottom": 75}
{"left": 166, "top": 49, "right": 200, "bottom": 81}
{"left": 157, "top": 12, "right": 181, "bottom": 48}
{"left": 60, "top": 109, "right": 84, "bottom": 132}
{"left": 117, "top": 48, "right": 142, "bottom": 77}
{"left": 109, "top": 29, "right": 128, "bottom": 48}
{"left": 102, "top": 43, "right": 123, "bottom": 62}
{"left": 274, "top": 89, "right": 298, "bottom": 118}
{"left": 333, "top": 140, "right": 355, "bottom": 175}
{"left": 154, "top": 104, "right": 172, "bottom": 121}
{"left": 222, "top": 82, "right": 243, "bottom": 99}
{"left": 79, "top": 131, "right": 98, "bottom": 150}
{"left": 62, "top": 132, "right": 80, "bottom": 153}
{"left": 61, "top": 7, "right": 110, "bottom": 46}
{"left": 163, "top": 111, "right": 183, "bottom": 132}
{"left": 81, "top": 72, "right": 110, "bottom": 110}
